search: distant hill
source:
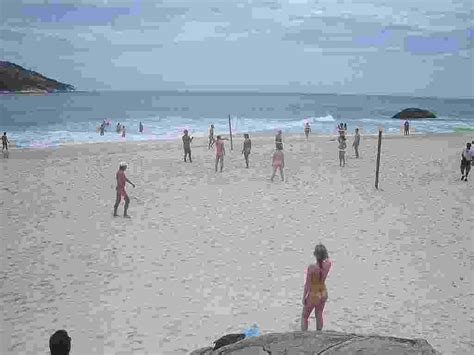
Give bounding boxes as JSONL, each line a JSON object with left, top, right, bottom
{"left": 0, "top": 61, "right": 75, "bottom": 93}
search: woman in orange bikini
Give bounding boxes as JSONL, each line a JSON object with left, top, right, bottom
{"left": 301, "top": 243, "right": 332, "bottom": 331}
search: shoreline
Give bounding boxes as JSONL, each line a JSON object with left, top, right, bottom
{"left": 5, "top": 131, "right": 472, "bottom": 152}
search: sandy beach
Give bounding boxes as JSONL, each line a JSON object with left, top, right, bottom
{"left": 0, "top": 132, "right": 472, "bottom": 355}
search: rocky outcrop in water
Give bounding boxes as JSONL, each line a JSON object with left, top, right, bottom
{"left": 392, "top": 108, "right": 436, "bottom": 119}
{"left": 191, "top": 331, "right": 441, "bottom": 355}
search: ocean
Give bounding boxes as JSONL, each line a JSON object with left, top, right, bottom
{"left": 1, "top": 91, "right": 473, "bottom": 148}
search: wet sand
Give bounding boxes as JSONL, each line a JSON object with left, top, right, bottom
{"left": 1, "top": 132, "right": 472, "bottom": 354}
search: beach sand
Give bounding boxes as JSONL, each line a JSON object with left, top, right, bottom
{"left": 1, "top": 132, "right": 472, "bottom": 354}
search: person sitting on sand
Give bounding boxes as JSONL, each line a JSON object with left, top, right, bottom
{"left": 182, "top": 129, "right": 193, "bottom": 163}
{"left": 215, "top": 135, "right": 225, "bottom": 172}
{"left": 270, "top": 147, "right": 285, "bottom": 182}
{"left": 275, "top": 130, "right": 283, "bottom": 150}
{"left": 114, "top": 162, "right": 135, "bottom": 218}
{"left": 304, "top": 123, "right": 311, "bottom": 140}
{"left": 49, "top": 330, "right": 71, "bottom": 355}
{"left": 460, "top": 142, "right": 472, "bottom": 181}
{"left": 352, "top": 128, "right": 360, "bottom": 158}
{"left": 209, "top": 124, "right": 215, "bottom": 149}
{"left": 301, "top": 243, "right": 332, "bottom": 331}
{"left": 2, "top": 132, "right": 10, "bottom": 151}
{"left": 242, "top": 133, "right": 251, "bottom": 168}
{"left": 338, "top": 133, "right": 347, "bottom": 167}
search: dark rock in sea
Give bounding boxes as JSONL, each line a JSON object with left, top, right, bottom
{"left": 0, "top": 61, "right": 75, "bottom": 93}
{"left": 191, "top": 331, "right": 441, "bottom": 355}
{"left": 212, "top": 333, "right": 246, "bottom": 351}
{"left": 392, "top": 108, "right": 436, "bottom": 119}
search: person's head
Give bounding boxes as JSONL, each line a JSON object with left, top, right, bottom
{"left": 278, "top": 130, "right": 282, "bottom": 134}
{"left": 244, "top": 133, "right": 249, "bottom": 139}
{"left": 183, "top": 129, "right": 188, "bottom": 135}
{"left": 119, "top": 162, "right": 127, "bottom": 171}
{"left": 3, "top": 132, "right": 5, "bottom": 135}
{"left": 211, "top": 124, "right": 214, "bottom": 128}
{"left": 216, "top": 135, "right": 221, "bottom": 140}
{"left": 49, "top": 330, "right": 71, "bottom": 355}
{"left": 314, "top": 243, "right": 328, "bottom": 280}
{"left": 355, "top": 128, "right": 359, "bottom": 133}
{"left": 467, "top": 142, "right": 472, "bottom": 149}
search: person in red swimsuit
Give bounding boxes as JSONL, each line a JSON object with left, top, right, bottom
{"left": 113, "top": 162, "right": 135, "bottom": 218}
{"left": 301, "top": 243, "right": 332, "bottom": 331}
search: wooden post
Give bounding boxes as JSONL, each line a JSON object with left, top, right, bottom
{"left": 375, "top": 129, "right": 382, "bottom": 189}
{"left": 228, "top": 114, "right": 233, "bottom": 151}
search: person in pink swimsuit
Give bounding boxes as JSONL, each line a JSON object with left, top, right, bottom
{"left": 301, "top": 243, "right": 332, "bottom": 331}
{"left": 215, "top": 135, "right": 225, "bottom": 172}
{"left": 270, "top": 147, "right": 285, "bottom": 182}
{"left": 113, "top": 162, "right": 135, "bottom": 218}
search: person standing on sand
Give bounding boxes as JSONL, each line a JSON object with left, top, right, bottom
{"left": 352, "top": 128, "right": 360, "bottom": 158}
{"left": 404, "top": 120, "right": 410, "bottom": 135}
{"left": 139, "top": 121, "right": 143, "bottom": 133}
{"left": 209, "top": 124, "right": 215, "bottom": 149}
{"left": 301, "top": 243, "right": 332, "bottom": 331}
{"left": 270, "top": 147, "right": 285, "bottom": 182}
{"left": 182, "top": 129, "right": 193, "bottom": 163}
{"left": 114, "top": 162, "right": 135, "bottom": 218}
{"left": 242, "top": 133, "right": 251, "bottom": 168}
{"left": 304, "top": 123, "right": 311, "bottom": 140}
{"left": 117, "top": 122, "right": 121, "bottom": 133}
{"left": 460, "top": 142, "right": 472, "bottom": 181}
{"left": 215, "top": 135, "right": 225, "bottom": 172}
{"left": 122, "top": 126, "right": 126, "bottom": 138}
{"left": 2, "top": 132, "right": 10, "bottom": 151}
{"left": 275, "top": 130, "right": 283, "bottom": 150}
{"left": 338, "top": 132, "right": 347, "bottom": 167}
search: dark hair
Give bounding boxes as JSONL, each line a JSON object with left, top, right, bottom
{"left": 244, "top": 133, "right": 249, "bottom": 138}
{"left": 49, "top": 330, "right": 71, "bottom": 355}
{"left": 313, "top": 244, "right": 328, "bottom": 281}
{"left": 3, "top": 132, "right": 5, "bottom": 135}
{"left": 467, "top": 142, "right": 472, "bottom": 148}
{"left": 217, "top": 135, "right": 221, "bottom": 140}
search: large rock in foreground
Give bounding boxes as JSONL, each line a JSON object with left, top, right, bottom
{"left": 191, "top": 331, "right": 440, "bottom": 355}
{"left": 392, "top": 108, "right": 436, "bottom": 119}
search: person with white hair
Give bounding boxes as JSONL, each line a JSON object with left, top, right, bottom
{"left": 113, "top": 162, "right": 135, "bottom": 218}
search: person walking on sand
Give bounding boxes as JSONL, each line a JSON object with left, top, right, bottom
{"left": 404, "top": 120, "right": 410, "bottom": 135}
{"left": 242, "top": 133, "right": 251, "bottom": 168}
{"left": 352, "top": 128, "right": 360, "bottom": 158}
{"left": 182, "top": 129, "right": 193, "bottom": 163}
{"left": 460, "top": 142, "right": 472, "bottom": 181}
{"left": 139, "top": 121, "right": 143, "bottom": 133}
{"left": 2, "top": 132, "right": 10, "bottom": 151}
{"left": 114, "top": 162, "right": 135, "bottom": 218}
{"left": 275, "top": 130, "right": 283, "bottom": 150}
{"left": 209, "top": 124, "right": 215, "bottom": 149}
{"left": 304, "top": 123, "right": 311, "bottom": 140}
{"left": 301, "top": 243, "right": 332, "bottom": 331}
{"left": 338, "top": 132, "right": 347, "bottom": 167}
{"left": 270, "top": 147, "right": 285, "bottom": 182}
{"left": 215, "top": 135, "right": 225, "bottom": 172}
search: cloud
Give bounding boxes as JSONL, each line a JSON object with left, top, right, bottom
{"left": 405, "top": 35, "right": 461, "bottom": 54}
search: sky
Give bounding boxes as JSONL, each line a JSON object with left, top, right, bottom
{"left": 1, "top": 0, "right": 473, "bottom": 97}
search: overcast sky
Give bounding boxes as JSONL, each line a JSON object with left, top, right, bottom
{"left": 1, "top": 0, "right": 473, "bottom": 97}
